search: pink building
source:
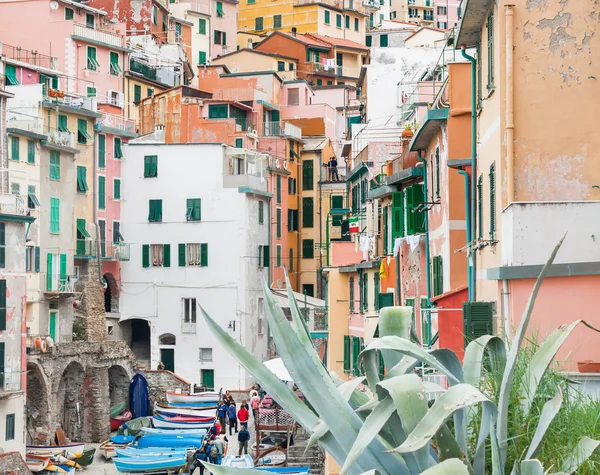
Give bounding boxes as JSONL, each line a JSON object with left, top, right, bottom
{"left": 433, "top": 0, "right": 460, "bottom": 29}
{"left": 210, "top": 0, "right": 238, "bottom": 58}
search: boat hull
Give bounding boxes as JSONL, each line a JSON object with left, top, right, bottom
{"left": 136, "top": 435, "right": 204, "bottom": 448}
{"left": 110, "top": 410, "right": 133, "bottom": 431}
{"left": 113, "top": 454, "right": 187, "bottom": 473}
{"left": 223, "top": 454, "right": 254, "bottom": 468}
{"left": 115, "top": 447, "right": 188, "bottom": 458}
{"left": 27, "top": 444, "right": 85, "bottom": 457}
{"left": 154, "top": 402, "right": 216, "bottom": 417}
{"left": 129, "top": 374, "right": 150, "bottom": 419}
{"left": 98, "top": 440, "right": 129, "bottom": 460}
{"left": 166, "top": 391, "right": 220, "bottom": 404}
{"left": 152, "top": 416, "right": 213, "bottom": 429}
{"left": 141, "top": 427, "right": 207, "bottom": 436}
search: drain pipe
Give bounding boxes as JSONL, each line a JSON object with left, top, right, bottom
{"left": 457, "top": 168, "right": 473, "bottom": 301}
{"left": 93, "top": 129, "right": 102, "bottom": 283}
{"left": 505, "top": 4, "right": 515, "bottom": 202}
{"left": 417, "top": 150, "right": 432, "bottom": 306}
{"left": 461, "top": 45, "right": 477, "bottom": 301}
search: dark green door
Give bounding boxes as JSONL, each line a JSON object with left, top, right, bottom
{"left": 202, "top": 369, "right": 215, "bottom": 390}
{"left": 160, "top": 348, "right": 175, "bottom": 372}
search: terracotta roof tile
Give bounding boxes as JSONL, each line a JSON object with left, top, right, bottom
{"left": 305, "top": 33, "right": 368, "bottom": 50}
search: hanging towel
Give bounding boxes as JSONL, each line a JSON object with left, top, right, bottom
{"left": 379, "top": 260, "right": 387, "bottom": 279}
{"left": 407, "top": 235, "right": 421, "bottom": 252}
{"left": 393, "top": 237, "right": 404, "bottom": 257}
{"left": 360, "top": 236, "right": 370, "bottom": 261}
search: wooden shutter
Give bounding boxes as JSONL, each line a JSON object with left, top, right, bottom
{"left": 178, "top": 244, "right": 186, "bottom": 267}
{"left": 199, "top": 18, "right": 206, "bottom": 34}
{"left": 489, "top": 163, "right": 496, "bottom": 240}
{"left": 343, "top": 335, "right": 350, "bottom": 372}
{"left": 412, "top": 184, "right": 425, "bottom": 233}
{"left": 276, "top": 245, "right": 281, "bottom": 267}
{"left": 47, "top": 253, "right": 52, "bottom": 290}
{"left": 98, "top": 134, "right": 106, "bottom": 168}
{"left": 380, "top": 34, "right": 388, "bottom": 47}
{"left": 0, "top": 343, "right": 4, "bottom": 387}
{"left": 258, "top": 201, "right": 264, "bottom": 224}
{"left": 378, "top": 350, "right": 385, "bottom": 378}
{"left": 59, "top": 254, "right": 67, "bottom": 286}
{"left": 276, "top": 208, "right": 281, "bottom": 238}
{"left": 302, "top": 160, "right": 313, "bottom": 190}
{"left": 0, "top": 224, "right": 4, "bottom": 268}
{"left": 288, "top": 248, "right": 293, "bottom": 272}
{"left": 142, "top": 244, "right": 150, "bottom": 268}
{"left": 349, "top": 276, "right": 355, "bottom": 312}
{"left": 98, "top": 176, "right": 106, "bottom": 209}
{"left": 478, "top": 175, "right": 483, "bottom": 239}
{"left": 163, "top": 244, "right": 171, "bottom": 267}
{"left": 374, "top": 273, "right": 380, "bottom": 310}
{"left": 362, "top": 273, "right": 369, "bottom": 313}
{"left": 463, "top": 302, "right": 494, "bottom": 344}
{"left": 35, "top": 246, "right": 40, "bottom": 272}
{"left": 391, "top": 191, "right": 404, "bottom": 238}
{"left": 0, "top": 280, "right": 5, "bottom": 331}
{"left": 382, "top": 206, "right": 388, "bottom": 254}
{"left": 352, "top": 336, "right": 360, "bottom": 375}
{"left": 302, "top": 240, "right": 313, "bottom": 259}
{"left": 276, "top": 175, "right": 281, "bottom": 204}
{"left": 378, "top": 292, "right": 394, "bottom": 309}
{"left": 432, "top": 255, "right": 443, "bottom": 296}
{"left": 302, "top": 197, "right": 314, "bottom": 228}
{"left": 262, "top": 245, "right": 270, "bottom": 267}
{"left": 200, "top": 243, "right": 208, "bottom": 267}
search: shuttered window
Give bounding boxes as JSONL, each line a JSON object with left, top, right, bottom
{"left": 391, "top": 191, "right": 404, "bottom": 238}
{"left": 98, "top": 176, "right": 106, "bottom": 209}
{"left": 276, "top": 245, "right": 281, "bottom": 267}
{"left": 354, "top": 17, "right": 359, "bottom": 31}
{"left": 87, "top": 46, "right": 99, "bottom": 70}
{"left": 50, "top": 197, "right": 60, "bottom": 233}
{"left": 276, "top": 208, "right": 282, "bottom": 238}
{"left": 113, "top": 137, "right": 123, "bottom": 159}
{"left": 76, "top": 166, "right": 88, "bottom": 193}
{"left": 362, "top": 272, "right": 368, "bottom": 313}
{"left": 288, "top": 248, "right": 293, "bottom": 272}
{"left": 50, "top": 150, "right": 60, "bottom": 180}
{"left": 331, "top": 195, "right": 344, "bottom": 226}
{"left": 345, "top": 14, "right": 350, "bottom": 28}
{"left": 378, "top": 292, "right": 394, "bottom": 310}
{"left": 302, "top": 160, "right": 313, "bottom": 190}
{"left": 302, "top": 239, "right": 314, "bottom": 259}
{"left": 28, "top": 140, "right": 35, "bottom": 164}
{"left": 5, "top": 414, "right": 14, "bottom": 440}
{"left": 477, "top": 174, "right": 483, "bottom": 240}
{"left": 374, "top": 272, "right": 380, "bottom": 310}
{"left": 276, "top": 175, "right": 281, "bottom": 204}
{"left": 463, "top": 301, "right": 494, "bottom": 344}
{"left": 273, "top": 14, "right": 282, "bottom": 28}
{"left": 110, "top": 51, "right": 121, "bottom": 75}
{"left": 302, "top": 197, "right": 314, "bottom": 228}
{"left": 142, "top": 244, "right": 150, "bottom": 268}
{"left": 134, "top": 85, "right": 142, "bottom": 104}
{"left": 144, "top": 155, "right": 158, "bottom": 177}
{"left": 406, "top": 184, "right": 425, "bottom": 235}
{"left": 0, "top": 281, "right": 5, "bottom": 331}
{"left": 324, "top": 10, "right": 330, "bottom": 24}
{"left": 5, "top": 64, "right": 19, "bottom": 85}
{"left": 435, "top": 148, "right": 440, "bottom": 198}
{"left": 349, "top": 276, "right": 355, "bottom": 312}
{"left": 380, "top": 34, "right": 388, "bottom": 47}
{"left": 148, "top": 199, "right": 163, "bottom": 222}
{"left": 58, "top": 115, "right": 69, "bottom": 132}
{"left": 255, "top": 17, "right": 263, "bottom": 30}
{"left": 432, "top": 255, "right": 443, "bottom": 296}
{"left": 288, "top": 209, "right": 298, "bottom": 231}
{"left": 186, "top": 198, "right": 201, "bottom": 221}
{"left": 200, "top": 243, "right": 208, "bottom": 266}
{"left": 489, "top": 163, "right": 496, "bottom": 240}
{"left": 199, "top": 18, "right": 206, "bottom": 34}
{"left": 487, "top": 9, "right": 494, "bottom": 89}
{"left": 208, "top": 104, "right": 228, "bottom": 119}
{"left": 343, "top": 335, "right": 350, "bottom": 372}
{"left": 114, "top": 179, "right": 121, "bottom": 200}
{"left": 261, "top": 245, "right": 270, "bottom": 267}
{"left": 28, "top": 186, "right": 40, "bottom": 209}
{"left": 10, "top": 137, "right": 19, "bottom": 161}
{"left": 258, "top": 201, "right": 264, "bottom": 224}
{"left": 336, "top": 13, "right": 342, "bottom": 27}
{"left": 382, "top": 206, "right": 388, "bottom": 253}
{"left": 98, "top": 134, "right": 106, "bottom": 168}
{"left": 0, "top": 225, "right": 4, "bottom": 269}
{"left": 77, "top": 118, "right": 91, "bottom": 144}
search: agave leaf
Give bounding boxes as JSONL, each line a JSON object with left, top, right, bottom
{"left": 284, "top": 271, "right": 312, "bottom": 343}
{"left": 362, "top": 346, "right": 382, "bottom": 390}
{"left": 361, "top": 337, "right": 460, "bottom": 384}
{"left": 262, "top": 284, "right": 409, "bottom": 474}
{"left": 434, "top": 422, "right": 464, "bottom": 462}
{"left": 356, "top": 398, "right": 379, "bottom": 413}
{"left": 420, "top": 458, "right": 472, "bottom": 474}
{"left": 378, "top": 307, "right": 414, "bottom": 369}
{"left": 524, "top": 388, "right": 563, "bottom": 460}
{"left": 393, "top": 383, "right": 495, "bottom": 454}
{"left": 561, "top": 436, "right": 600, "bottom": 473}
{"left": 332, "top": 371, "right": 372, "bottom": 413}
{"left": 340, "top": 397, "right": 397, "bottom": 474}
{"left": 338, "top": 376, "right": 366, "bottom": 401}
{"left": 305, "top": 421, "right": 327, "bottom": 453}
{"left": 520, "top": 320, "right": 600, "bottom": 417}
{"left": 385, "top": 355, "right": 419, "bottom": 379}
{"left": 472, "top": 399, "right": 496, "bottom": 475}
{"left": 490, "top": 417, "right": 503, "bottom": 475}
{"left": 423, "top": 381, "right": 447, "bottom": 394}
{"left": 517, "top": 459, "right": 545, "bottom": 475}
{"left": 497, "top": 235, "right": 566, "bottom": 468}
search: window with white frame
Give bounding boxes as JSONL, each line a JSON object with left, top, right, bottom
{"left": 187, "top": 243, "right": 201, "bottom": 266}
{"left": 182, "top": 297, "right": 197, "bottom": 333}
{"left": 199, "top": 347, "right": 213, "bottom": 361}
{"left": 151, "top": 244, "right": 164, "bottom": 266}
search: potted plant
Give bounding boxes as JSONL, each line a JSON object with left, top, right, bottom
{"left": 401, "top": 122, "right": 414, "bottom": 138}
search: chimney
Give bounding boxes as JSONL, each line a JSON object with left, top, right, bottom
{"left": 292, "top": 27, "right": 297, "bottom": 37}
{"left": 248, "top": 39, "right": 253, "bottom": 49}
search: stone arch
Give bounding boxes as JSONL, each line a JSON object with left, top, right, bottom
{"left": 108, "top": 365, "right": 130, "bottom": 409}
{"left": 55, "top": 361, "right": 86, "bottom": 442}
{"left": 26, "top": 362, "right": 51, "bottom": 445}
{"left": 159, "top": 333, "right": 176, "bottom": 345}
{"left": 103, "top": 272, "right": 119, "bottom": 313}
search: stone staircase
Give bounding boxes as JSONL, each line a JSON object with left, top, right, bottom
{"left": 287, "top": 426, "right": 324, "bottom": 475}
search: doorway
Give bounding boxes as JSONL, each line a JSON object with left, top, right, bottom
{"left": 201, "top": 369, "right": 214, "bottom": 390}
{"left": 160, "top": 348, "right": 175, "bottom": 372}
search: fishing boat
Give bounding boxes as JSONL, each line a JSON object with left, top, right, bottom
{"left": 26, "top": 455, "right": 50, "bottom": 472}
{"left": 73, "top": 447, "right": 96, "bottom": 467}
{"left": 113, "top": 453, "right": 187, "bottom": 473}
{"left": 154, "top": 402, "right": 217, "bottom": 417}
{"left": 152, "top": 415, "right": 214, "bottom": 430}
{"left": 98, "top": 439, "right": 130, "bottom": 460}
{"left": 26, "top": 444, "right": 85, "bottom": 457}
{"left": 115, "top": 447, "right": 188, "bottom": 457}
{"left": 166, "top": 390, "right": 220, "bottom": 404}
{"left": 141, "top": 427, "right": 207, "bottom": 436}
{"left": 223, "top": 454, "right": 254, "bottom": 468}
{"left": 255, "top": 468, "right": 311, "bottom": 475}
{"left": 135, "top": 435, "right": 204, "bottom": 449}
{"left": 111, "top": 409, "right": 133, "bottom": 431}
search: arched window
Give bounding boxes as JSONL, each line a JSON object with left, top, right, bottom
{"left": 159, "top": 333, "right": 176, "bottom": 345}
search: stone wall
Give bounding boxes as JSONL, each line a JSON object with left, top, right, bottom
{"left": 142, "top": 370, "right": 192, "bottom": 409}
{"left": 81, "top": 260, "right": 108, "bottom": 342}
{"left": 0, "top": 452, "right": 31, "bottom": 475}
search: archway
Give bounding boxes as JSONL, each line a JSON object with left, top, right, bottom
{"left": 55, "top": 361, "right": 85, "bottom": 442}
{"left": 26, "top": 362, "right": 51, "bottom": 445}
{"left": 103, "top": 273, "right": 119, "bottom": 313}
{"left": 108, "top": 365, "right": 130, "bottom": 408}
{"left": 128, "top": 319, "right": 151, "bottom": 369}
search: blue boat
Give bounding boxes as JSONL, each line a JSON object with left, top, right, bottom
{"left": 167, "top": 401, "right": 218, "bottom": 408}
{"left": 110, "top": 435, "right": 136, "bottom": 444}
{"left": 115, "top": 447, "right": 188, "bottom": 458}
{"left": 113, "top": 453, "right": 187, "bottom": 473}
{"left": 141, "top": 427, "right": 207, "bottom": 437}
{"left": 136, "top": 435, "right": 204, "bottom": 449}
{"left": 256, "top": 469, "right": 311, "bottom": 475}
{"left": 129, "top": 374, "right": 150, "bottom": 419}
{"left": 223, "top": 454, "right": 254, "bottom": 467}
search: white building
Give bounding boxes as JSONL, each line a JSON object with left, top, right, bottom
{"left": 119, "top": 130, "right": 270, "bottom": 390}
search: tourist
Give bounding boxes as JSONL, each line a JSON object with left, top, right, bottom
{"left": 157, "top": 361, "right": 165, "bottom": 370}
{"left": 240, "top": 398, "right": 249, "bottom": 410}
{"left": 206, "top": 439, "right": 219, "bottom": 465}
{"left": 216, "top": 401, "right": 227, "bottom": 429}
{"left": 224, "top": 390, "right": 233, "bottom": 406}
{"left": 209, "top": 423, "right": 219, "bottom": 440}
{"left": 238, "top": 425, "right": 250, "bottom": 456}
{"left": 238, "top": 402, "right": 249, "bottom": 428}
{"left": 250, "top": 391, "right": 261, "bottom": 419}
{"left": 195, "top": 445, "right": 208, "bottom": 474}
{"left": 214, "top": 430, "right": 228, "bottom": 465}
{"left": 328, "top": 156, "right": 339, "bottom": 181}
{"left": 227, "top": 401, "right": 238, "bottom": 435}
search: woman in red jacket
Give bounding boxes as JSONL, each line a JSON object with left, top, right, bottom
{"left": 237, "top": 403, "right": 250, "bottom": 429}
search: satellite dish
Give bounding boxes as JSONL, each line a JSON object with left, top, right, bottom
{"left": 50, "top": 1, "right": 59, "bottom": 9}
{"left": 276, "top": 279, "right": 282, "bottom": 289}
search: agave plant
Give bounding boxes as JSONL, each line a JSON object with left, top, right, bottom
{"left": 200, "top": 236, "right": 600, "bottom": 475}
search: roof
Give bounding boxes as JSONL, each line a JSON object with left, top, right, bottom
{"left": 405, "top": 26, "right": 448, "bottom": 41}
{"left": 301, "top": 135, "right": 329, "bottom": 152}
{"left": 259, "top": 31, "right": 331, "bottom": 50}
{"left": 305, "top": 33, "right": 369, "bottom": 51}
{"left": 214, "top": 48, "right": 298, "bottom": 62}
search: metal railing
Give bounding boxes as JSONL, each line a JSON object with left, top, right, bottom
{"left": 294, "top": 0, "right": 377, "bottom": 14}
{"left": 234, "top": 118, "right": 255, "bottom": 133}
{"left": 44, "top": 274, "right": 77, "bottom": 293}
{"left": 47, "top": 130, "right": 75, "bottom": 148}
{"left": 262, "top": 121, "right": 282, "bottom": 136}
{"left": 72, "top": 23, "right": 125, "bottom": 49}
{"left": 96, "top": 110, "right": 136, "bottom": 134}
{"left": 0, "top": 371, "right": 22, "bottom": 392}
{"left": 75, "top": 239, "right": 131, "bottom": 261}
{"left": 44, "top": 89, "right": 97, "bottom": 113}
{"left": 311, "top": 62, "right": 362, "bottom": 79}
{"left": 129, "top": 57, "right": 181, "bottom": 88}
{"left": 0, "top": 194, "right": 27, "bottom": 216}
{"left": 1, "top": 43, "right": 58, "bottom": 70}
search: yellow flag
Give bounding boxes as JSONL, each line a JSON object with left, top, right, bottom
{"left": 379, "top": 260, "right": 387, "bottom": 279}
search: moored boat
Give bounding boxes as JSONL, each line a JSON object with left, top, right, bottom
{"left": 152, "top": 415, "right": 214, "bottom": 430}
{"left": 111, "top": 409, "right": 133, "bottom": 431}
{"left": 166, "top": 401, "right": 219, "bottom": 408}
{"left": 141, "top": 427, "right": 207, "bottom": 436}
{"left": 166, "top": 390, "right": 220, "bottom": 404}
{"left": 26, "top": 444, "right": 85, "bottom": 457}
{"left": 255, "top": 468, "right": 311, "bottom": 475}
{"left": 25, "top": 455, "right": 50, "bottom": 472}
{"left": 223, "top": 454, "right": 254, "bottom": 468}
{"left": 98, "top": 440, "right": 130, "bottom": 460}
{"left": 115, "top": 447, "right": 188, "bottom": 458}
{"left": 154, "top": 402, "right": 217, "bottom": 417}
{"left": 135, "top": 435, "right": 204, "bottom": 448}
{"left": 113, "top": 454, "right": 187, "bottom": 473}
{"left": 74, "top": 447, "right": 96, "bottom": 467}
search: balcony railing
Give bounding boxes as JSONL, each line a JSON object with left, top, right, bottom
{"left": 47, "top": 130, "right": 75, "bottom": 148}
{"left": 0, "top": 370, "right": 22, "bottom": 393}
{"left": 44, "top": 89, "right": 98, "bottom": 113}
{"left": 76, "top": 239, "right": 131, "bottom": 261}
{"left": 294, "top": 0, "right": 377, "bottom": 14}
{"left": 0, "top": 194, "right": 27, "bottom": 216}
{"left": 263, "top": 121, "right": 282, "bottom": 136}
{"left": 284, "top": 122, "right": 302, "bottom": 141}
{"left": 312, "top": 62, "right": 362, "bottom": 79}
{"left": 234, "top": 118, "right": 256, "bottom": 133}
{"left": 129, "top": 57, "right": 181, "bottom": 88}
{"left": 1, "top": 43, "right": 58, "bottom": 70}
{"left": 96, "top": 110, "right": 136, "bottom": 135}
{"left": 408, "top": 0, "right": 432, "bottom": 6}
{"left": 44, "top": 274, "right": 77, "bottom": 293}
{"left": 72, "top": 23, "right": 125, "bottom": 49}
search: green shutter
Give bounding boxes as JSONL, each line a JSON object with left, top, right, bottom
{"left": 50, "top": 198, "right": 60, "bottom": 233}
{"left": 11, "top": 137, "right": 19, "bottom": 161}
{"left": 378, "top": 292, "right": 394, "bottom": 309}
{"left": 463, "top": 301, "right": 494, "bottom": 344}
{"left": 274, "top": 14, "right": 282, "bottom": 28}
{"left": 331, "top": 195, "right": 344, "bottom": 226}
{"left": 255, "top": 17, "right": 263, "bottom": 30}
{"left": 110, "top": 51, "right": 121, "bottom": 75}
{"left": 478, "top": 174, "right": 483, "bottom": 240}
{"left": 262, "top": 245, "right": 270, "bottom": 267}
{"left": 114, "top": 179, "right": 121, "bottom": 200}
{"left": 163, "top": 244, "right": 171, "bottom": 267}
{"left": 345, "top": 14, "right": 350, "bottom": 28}
{"left": 235, "top": 137, "right": 243, "bottom": 148}
{"left": 27, "top": 140, "right": 35, "bottom": 164}
{"left": 222, "top": 31, "right": 227, "bottom": 45}
{"left": 487, "top": 9, "right": 494, "bottom": 89}
{"left": 209, "top": 104, "right": 228, "bottom": 119}
{"left": 149, "top": 200, "right": 162, "bottom": 222}
{"left": 382, "top": 206, "right": 388, "bottom": 254}
{"left": 276, "top": 208, "right": 282, "bottom": 238}
{"left": 489, "top": 163, "right": 496, "bottom": 240}
{"left": 199, "top": 51, "right": 207, "bottom": 64}
{"left": 276, "top": 245, "right": 281, "bottom": 267}
{"left": 349, "top": 276, "right": 355, "bottom": 312}
{"left": 324, "top": 10, "right": 330, "bottom": 24}
{"left": 144, "top": 155, "right": 158, "bottom": 177}
{"left": 35, "top": 246, "right": 40, "bottom": 273}
{"left": 142, "top": 244, "right": 150, "bottom": 268}
{"left": 336, "top": 14, "right": 342, "bottom": 27}
{"left": 77, "top": 118, "right": 90, "bottom": 144}
{"left": 98, "top": 176, "right": 106, "bottom": 209}
{"left": 366, "top": 35, "right": 372, "bottom": 47}
{"left": 343, "top": 335, "right": 350, "bottom": 372}
{"left": 186, "top": 198, "right": 201, "bottom": 221}
{"left": 352, "top": 336, "right": 360, "bottom": 375}
{"left": 412, "top": 184, "right": 425, "bottom": 233}
{"left": 58, "top": 115, "right": 69, "bottom": 132}
{"left": 98, "top": 135, "right": 106, "bottom": 168}
{"left": 59, "top": 254, "right": 67, "bottom": 288}
{"left": 200, "top": 243, "right": 208, "bottom": 267}
{"left": 5, "top": 64, "right": 19, "bottom": 85}
{"left": 178, "top": 243, "right": 186, "bottom": 267}
{"left": 354, "top": 17, "right": 359, "bottom": 31}
{"left": 391, "top": 191, "right": 404, "bottom": 238}
{"left": 380, "top": 34, "right": 388, "bottom": 47}
{"left": 302, "top": 160, "right": 314, "bottom": 190}
{"left": 374, "top": 273, "right": 380, "bottom": 310}
{"left": 302, "top": 239, "right": 314, "bottom": 259}
{"left": 302, "top": 197, "right": 314, "bottom": 228}
{"left": 46, "top": 253, "right": 53, "bottom": 290}
{"left": 199, "top": 18, "right": 206, "bottom": 34}
{"left": 276, "top": 175, "right": 281, "bottom": 203}
{"left": 258, "top": 201, "right": 264, "bottom": 224}
{"left": 306, "top": 49, "right": 311, "bottom": 63}
{"left": 0, "top": 280, "right": 5, "bottom": 330}
{"left": 49, "top": 150, "right": 60, "bottom": 180}
{"left": 362, "top": 273, "right": 369, "bottom": 313}
{"left": 432, "top": 255, "right": 443, "bottom": 296}
{"left": 76, "top": 166, "right": 88, "bottom": 193}
{"left": 134, "top": 84, "right": 142, "bottom": 103}
{"left": 435, "top": 148, "right": 440, "bottom": 198}
{"left": 288, "top": 248, "right": 293, "bottom": 272}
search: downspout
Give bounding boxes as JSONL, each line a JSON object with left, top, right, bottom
{"left": 417, "top": 151, "right": 431, "bottom": 306}
{"left": 93, "top": 129, "right": 102, "bottom": 283}
{"left": 317, "top": 151, "right": 323, "bottom": 296}
{"left": 461, "top": 46, "right": 477, "bottom": 301}
{"left": 457, "top": 168, "right": 473, "bottom": 301}
{"left": 395, "top": 253, "right": 401, "bottom": 306}
{"left": 266, "top": 176, "right": 272, "bottom": 358}
{"left": 505, "top": 4, "right": 515, "bottom": 202}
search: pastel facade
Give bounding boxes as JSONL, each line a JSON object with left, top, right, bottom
{"left": 209, "top": 0, "right": 238, "bottom": 57}
{"left": 211, "top": 49, "right": 299, "bottom": 80}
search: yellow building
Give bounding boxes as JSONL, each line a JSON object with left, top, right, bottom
{"left": 238, "top": 0, "right": 377, "bottom": 45}
{"left": 211, "top": 49, "right": 299, "bottom": 80}
{"left": 391, "top": 0, "right": 435, "bottom": 25}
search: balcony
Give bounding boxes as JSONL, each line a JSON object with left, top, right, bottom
{"left": 234, "top": 118, "right": 256, "bottom": 133}
{"left": 0, "top": 194, "right": 27, "bottom": 217}
{"left": 75, "top": 239, "right": 131, "bottom": 261}
{"left": 263, "top": 121, "right": 282, "bottom": 137}
{"left": 72, "top": 23, "right": 126, "bottom": 49}
{"left": 312, "top": 62, "right": 362, "bottom": 79}
{"left": 0, "top": 369, "right": 22, "bottom": 396}
{"left": 47, "top": 130, "right": 75, "bottom": 148}
{"left": 44, "top": 274, "right": 77, "bottom": 293}
{"left": 43, "top": 89, "right": 98, "bottom": 114}
{"left": 223, "top": 148, "right": 269, "bottom": 192}
{"left": 96, "top": 110, "right": 138, "bottom": 138}
{"left": 129, "top": 57, "right": 181, "bottom": 88}
{"left": 294, "top": 0, "right": 377, "bottom": 15}
{"left": 408, "top": 0, "right": 433, "bottom": 6}
{"left": 284, "top": 122, "right": 302, "bottom": 141}
{"left": 1, "top": 43, "right": 58, "bottom": 70}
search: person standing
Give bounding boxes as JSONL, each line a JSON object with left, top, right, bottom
{"left": 238, "top": 403, "right": 249, "bottom": 428}
{"left": 214, "top": 430, "right": 228, "bottom": 465}
{"left": 250, "top": 391, "right": 260, "bottom": 420}
{"left": 238, "top": 425, "right": 250, "bottom": 456}
{"left": 227, "top": 401, "right": 238, "bottom": 435}
{"left": 217, "top": 401, "right": 227, "bottom": 430}
{"left": 329, "top": 156, "right": 339, "bottom": 181}
{"left": 206, "top": 439, "right": 219, "bottom": 465}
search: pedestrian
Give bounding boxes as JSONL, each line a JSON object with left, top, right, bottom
{"left": 195, "top": 446, "right": 208, "bottom": 475}
{"left": 238, "top": 402, "right": 249, "bottom": 428}
{"left": 206, "top": 439, "right": 219, "bottom": 465}
{"left": 157, "top": 361, "right": 165, "bottom": 370}
{"left": 238, "top": 425, "right": 250, "bottom": 456}
{"left": 217, "top": 400, "right": 227, "bottom": 430}
{"left": 224, "top": 390, "right": 233, "bottom": 406}
{"left": 227, "top": 401, "right": 238, "bottom": 435}
{"left": 209, "top": 423, "right": 219, "bottom": 440}
{"left": 240, "top": 398, "right": 249, "bottom": 410}
{"left": 214, "top": 430, "right": 228, "bottom": 465}
{"left": 328, "top": 156, "right": 339, "bottom": 181}
{"left": 250, "top": 391, "right": 260, "bottom": 420}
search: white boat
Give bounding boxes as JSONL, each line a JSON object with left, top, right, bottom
{"left": 154, "top": 402, "right": 217, "bottom": 417}
{"left": 223, "top": 454, "right": 254, "bottom": 468}
{"left": 141, "top": 427, "right": 207, "bottom": 436}
{"left": 115, "top": 447, "right": 188, "bottom": 458}
{"left": 98, "top": 440, "right": 129, "bottom": 460}
{"left": 152, "top": 416, "right": 214, "bottom": 430}
{"left": 166, "top": 390, "right": 220, "bottom": 404}
{"left": 26, "top": 444, "right": 85, "bottom": 457}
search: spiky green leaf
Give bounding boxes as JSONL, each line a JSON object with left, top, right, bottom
{"left": 419, "top": 458, "right": 472, "bottom": 474}
{"left": 524, "top": 388, "right": 563, "bottom": 460}
{"left": 517, "top": 459, "right": 544, "bottom": 475}
{"left": 378, "top": 307, "right": 414, "bottom": 369}
{"left": 561, "top": 436, "right": 600, "bottom": 473}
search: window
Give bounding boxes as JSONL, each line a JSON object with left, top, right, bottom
{"left": 331, "top": 195, "right": 344, "bottom": 226}
{"left": 259, "top": 245, "right": 269, "bottom": 267}
{"left": 10, "top": 137, "right": 19, "bottom": 161}
{"left": 4, "top": 65, "right": 19, "bottom": 86}
{"left": 324, "top": 10, "right": 330, "bottom": 24}
{"left": 97, "top": 176, "right": 106, "bottom": 209}
{"left": 463, "top": 302, "right": 494, "bottom": 342}
{"left": 258, "top": 200, "right": 264, "bottom": 224}
{"left": 114, "top": 137, "right": 123, "bottom": 159}
{"left": 186, "top": 198, "right": 201, "bottom": 221}
{"left": 302, "top": 197, "right": 314, "bottom": 228}
{"left": 199, "top": 348, "right": 212, "bottom": 361}
{"left": 97, "top": 134, "right": 106, "bottom": 168}
{"left": 336, "top": 14, "right": 342, "bottom": 28}
{"left": 302, "top": 239, "right": 314, "bottom": 259}
{"left": 162, "top": 13, "right": 167, "bottom": 31}
{"left": 28, "top": 186, "right": 40, "bottom": 209}
{"left": 489, "top": 163, "right": 496, "bottom": 240}
{"left": 380, "top": 33, "right": 388, "bottom": 47}
{"left": 58, "top": 115, "right": 69, "bottom": 132}
{"left": 65, "top": 7, "right": 74, "bottom": 19}
{"left": 405, "top": 184, "right": 425, "bottom": 235}
{"left": 199, "top": 18, "right": 206, "bottom": 34}
{"left": 182, "top": 298, "right": 197, "bottom": 331}
{"left": 362, "top": 272, "right": 368, "bottom": 313}
{"left": 5, "top": 414, "right": 15, "bottom": 441}
{"left": 391, "top": 191, "right": 404, "bottom": 238}
{"left": 208, "top": 104, "right": 228, "bottom": 118}
{"left": 49, "top": 151, "right": 60, "bottom": 180}
{"left": 114, "top": 178, "right": 121, "bottom": 200}
{"left": 144, "top": 155, "right": 158, "bottom": 177}
{"left": 255, "top": 17, "right": 263, "bottom": 31}
{"left": 0, "top": 225, "right": 4, "bottom": 268}
{"left": 277, "top": 61, "right": 285, "bottom": 72}
{"left": 50, "top": 197, "right": 60, "bottom": 233}
{"left": 86, "top": 12, "right": 95, "bottom": 28}
{"left": 349, "top": 276, "right": 355, "bottom": 312}
{"left": 289, "top": 62, "right": 294, "bottom": 71}
{"left": 343, "top": 335, "right": 351, "bottom": 372}
{"left": 77, "top": 118, "right": 90, "bottom": 144}
{"left": 432, "top": 255, "right": 443, "bottom": 296}
{"left": 273, "top": 14, "right": 282, "bottom": 28}
{"left": 27, "top": 140, "right": 35, "bottom": 164}
{"left": 216, "top": 1, "right": 224, "bottom": 17}
{"left": 366, "top": 35, "right": 372, "bottom": 47}
{"left": 175, "top": 22, "right": 182, "bottom": 41}
{"left": 477, "top": 174, "right": 483, "bottom": 239}
{"left": 373, "top": 272, "right": 380, "bottom": 310}
{"left": 345, "top": 14, "right": 350, "bottom": 28}
{"left": 276, "top": 208, "right": 282, "bottom": 238}
{"left": 288, "top": 209, "right": 298, "bottom": 231}
{"left": 354, "top": 17, "right": 359, "bottom": 31}
{"left": 76, "top": 166, "right": 88, "bottom": 193}
{"left": 25, "top": 246, "right": 38, "bottom": 272}
{"left": 213, "top": 30, "right": 226, "bottom": 45}
{"left": 276, "top": 175, "right": 282, "bottom": 203}
{"left": 148, "top": 200, "right": 163, "bottom": 222}
{"left": 316, "top": 79, "right": 322, "bottom": 86}
{"left": 113, "top": 221, "right": 123, "bottom": 244}
{"left": 288, "top": 248, "right": 294, "bottom": 271}
{"left": 153, "top": 5, "right": 158, "bottom": 24}
{"left": 87, "top": 46, "right": 99, "bottom": 71}
{"left": 276, "top": 245, "right": 281, "bottom": 267}
{"left": 391, "top": 11, "right": 396, "bottom": 19}
{"left": 437, "top": 6, "right": 447, "bottom": 14}
{"left": 302, "top": 160, "right": 313, "bottom": 190}
{"left": 142, "top": 244, "right": 170, "bottom": 267}
{"left": 199, "top": 51, "right": 207, "bottom": 64}
{"left": 302, "top": 284, "right": 314, "bottom": 297}
{"left": 487, "top": 9, "right": 494, "bottom": 89}
{"left": 110, "top": 51, "right": 121, "bottom": 75}
{"left": 11, "top": 183, "right": 19, "bottom": 195}
{"left": 134, "top": 84, "right": 142, "bottom": 104}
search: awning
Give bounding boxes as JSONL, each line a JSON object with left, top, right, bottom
{"left": 364, "top": 316, "right": 379, "bottom": 345}
{"left": 76, "top": 219, "right": 91, "bottom": 238}
{"left": 28, "top": 191, "right": 41, "bottom": 208}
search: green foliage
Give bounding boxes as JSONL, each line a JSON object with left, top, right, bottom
{"left": 72, "top": 320, "right": 85, "bottom": 341}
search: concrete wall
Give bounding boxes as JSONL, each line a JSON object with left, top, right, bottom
{"left": 316, "top": 9, "right": 366, "bottom": 44}
{"left": 210, "top": 0, "right": 237, "bottom": 57}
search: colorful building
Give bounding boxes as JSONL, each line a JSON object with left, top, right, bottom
{"left": 211, "top": 49, "right": 299, "bottom": 81}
